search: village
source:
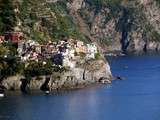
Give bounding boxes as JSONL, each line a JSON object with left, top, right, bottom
{"left": 0, "top": 32, "right": 99, "bottom": 69}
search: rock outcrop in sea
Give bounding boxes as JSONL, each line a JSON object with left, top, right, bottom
{"left": 2, "top": 59, "right": 112, "bottom": 91}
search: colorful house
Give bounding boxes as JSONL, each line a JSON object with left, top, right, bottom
{"left": 86, "top": 44, "right": 98, "bottom": 59}
{"left": 75, "top": 41, "right": 87, "bottom": 54}
{"left": 0, "top": 36, "right": 5, "bottom": 43}
{"left": 4, "top": 32, "right": 23, "bottom": 43}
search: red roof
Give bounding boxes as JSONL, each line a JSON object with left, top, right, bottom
{"left": 4, "top": 32, "right": 23, "bottom": 43}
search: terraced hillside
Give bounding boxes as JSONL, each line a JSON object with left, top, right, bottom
{"left": 1, "top": 0, "right": 160, "bottom": 52}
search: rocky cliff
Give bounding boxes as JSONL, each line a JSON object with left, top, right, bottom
{"left": 2, "top": 59, "right": 112, "bottom": 90}
{"left": 69, "top": 0, "right": 160, "bottom": 53}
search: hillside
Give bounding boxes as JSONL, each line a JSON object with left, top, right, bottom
{"left": 0, "top": 0, "right": 87, "bottom": 43}
{"left": 79, "top": 0, "right": 160, "bottom": 52}
{"left": 1, "top": 0, "right": 160, "bottom": 52}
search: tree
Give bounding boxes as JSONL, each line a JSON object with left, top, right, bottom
{"left": 0, "top": 43, "right": 21, "bottom": 81}
{"left": 0, "top": 0, "right": 16, "bottom": 33}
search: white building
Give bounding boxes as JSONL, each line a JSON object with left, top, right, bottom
{"left": 86, "top": 44, "right": 98, "bottom": 59}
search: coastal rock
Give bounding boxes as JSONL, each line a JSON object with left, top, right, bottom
{"left": 2, "top": 75, "right": 21, "bottom": 90}
{"left": 50, "top": 59, "right": 112, "bottom": 90}
{"left": 2, "top": 59, "right": 112, "bottom": 91}
{"left": 127, "top": 31, "right": 146, "bottom": 52}
{"left": 29, "top": 77, "right": 46, "bottom": 90}
{"left": 147, "top": 41, "right": 160, "bottom": 51}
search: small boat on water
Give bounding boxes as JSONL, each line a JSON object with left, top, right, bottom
{"left": 0, "top": 93, "right": 4, "bottom": 97}
{"left": 0, "top": 85, "right": 5, "bottom": 97}
{"left": 0, "top": 89, "right": 4, "bottom": 97}
{"left": 45, "top": 91, "right": 50, "bottom": 95}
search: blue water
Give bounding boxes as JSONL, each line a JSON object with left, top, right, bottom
{"left": 1, "top": 54, "right": 160, "bottom": 120}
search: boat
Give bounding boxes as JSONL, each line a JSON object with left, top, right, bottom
{"left": 0, "top": 87, "right": 5, "bottom": 97}
{"left": 45, "top": 91, "right": 50, "bottom": 94}
{"left": 0, "top": 89, "right": 4, "bottom": 97}
{"left": 0, "top": 93, "right": 4, "bottom": 97}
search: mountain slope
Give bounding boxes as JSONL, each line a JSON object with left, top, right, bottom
{"left": 1, "top": 0, "right": 160, "bottom": 52}
{"left": 0, "top": 0, "right": 88, "bottom": 43}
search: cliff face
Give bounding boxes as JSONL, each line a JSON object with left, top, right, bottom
{"left": 69, "top": 0, "right": 160, "bottom": 53}
{"left": 3, "top": 59, "right": 112, "bottom": 90}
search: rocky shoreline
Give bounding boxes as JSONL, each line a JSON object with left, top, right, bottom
{"left": 1, "top": 59, "right": 112, "bottom": 93}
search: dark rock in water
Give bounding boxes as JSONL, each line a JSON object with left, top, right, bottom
{"left": 115, "top": 76, "right": 127, "bottom": 80}
{"left": 40, "top": 75, "right": 51, "bottom": 93}
{"left": 20, "top": 78, "right": 29, "bottom": 94}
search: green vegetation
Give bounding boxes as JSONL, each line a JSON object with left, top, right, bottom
{"left": 17, "top": 0, "right": 87, "bottom": 43}
{"left": 0, "top": 0, "right": 87, "bottom": 42}
{"left": 23, "top": 60, "right": 68, "bottom": 81}
{"left": 149, "top": 30, "right": 160, "bottom": 42}
{"left": 95, "top": 52, "right": 101, "bottom": 60}
{"left": 0, "top": 42, "right": 21, "bottom": 81}
{"left": 0, "top": 43, "right": 68, "bottom": 81}
{"left": 47, "top": 1, "right": 87, "bottom": 42}
{"left": 0, "top": 0, "right": 16, "bottom": 34}
{"left": 156, "top": 0, "right": 160, "bottom": 5}
{"left": 81, "top": 0, "right": 160, "bottom": 45}
{"left": 84, "top": 0, "right": 122, "bottom": 16}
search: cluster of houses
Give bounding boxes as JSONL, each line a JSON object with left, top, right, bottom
{"left": 0, "top": 32, "right": 98, "bottom": 69}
